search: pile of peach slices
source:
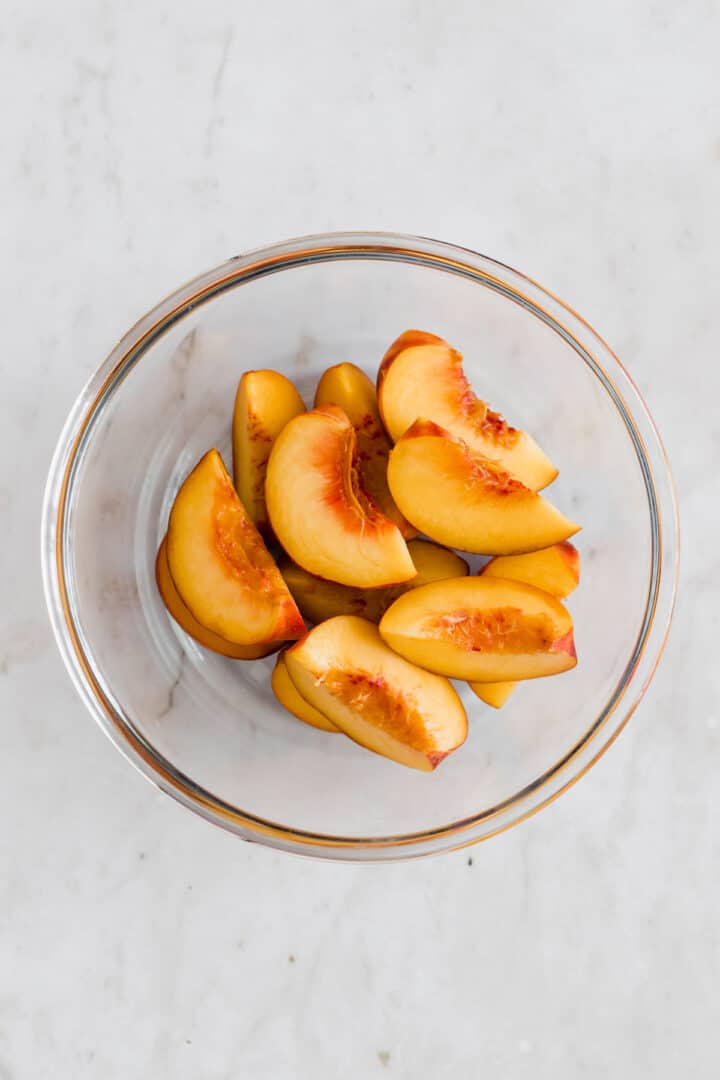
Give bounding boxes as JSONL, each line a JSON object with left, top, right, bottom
{"left": 157, "top": 330, "right": 581, "bottom": 772}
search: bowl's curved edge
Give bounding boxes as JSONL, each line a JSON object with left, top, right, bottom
{"left": 40, "top": 231, "right": 680, "bottom": 861}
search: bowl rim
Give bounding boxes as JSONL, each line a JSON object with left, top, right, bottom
{"left": 41, "top": 231, "right": 680, "bottom": 860}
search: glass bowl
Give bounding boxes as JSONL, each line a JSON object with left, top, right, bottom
{"left": 41, "top": 232, "right": 678, "bottom": 860}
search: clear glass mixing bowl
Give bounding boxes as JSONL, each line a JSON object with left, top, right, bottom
{"left": 41, "top": 233, "right": 678, "bottom": 860}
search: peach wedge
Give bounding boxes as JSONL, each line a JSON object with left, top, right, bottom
{"left": 284, "top": 616, "right": 467, "bottom": 771}
{"left": 387, "top": 420, "right": 578, "bottom": 554}
{"left": 280, "top": 539, "right": 469, "bottom": 625}
{"left": 314, "top": 362, "right": 415, "bottom": 538}
{"left": 469, "top": 681, "right": 517, "bottom": 710}
{"left": 156, "top": 539, "right": 279, "bottom": 660}
{"left": 271, "top": 653, "right": 339, "bottom": 732}
{"left": 480, "top": 542, "right": 580, "bottom": 598}
{"left": 166, "top": 449, "right": 305, "bottom": 645}
{"left": 377, "top": 330, "right": 557, "bottom": 489}
{"left": 379, "top": 576, "right": 577, "bottom": 682}
{"left": 470, "top": 542, "right": 581, "bottom": 707}
{"left": 265, "top": 405, "right": 416, "bottom": 588}
{"left": 232, "top": 369, "right": 305, "bottom": 535}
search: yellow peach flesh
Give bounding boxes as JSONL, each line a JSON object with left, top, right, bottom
{"left": 469, "top": 681, "right": 516, "bottom": 709}
{"left": 280, "top": 539, "right": 469, "bottom": 625}
{"left": 271, "top": 653, "right": 339, "bottom": 732}
{"left": 377, "top": 330, "right": 557, "bottom": 489}
{"left": 156, "top": 539, "right": 280, "bottom": 660}
{"left": 284, "top": 616, "right": 467, "bottom": 771}
{"left": 232, "top": 370, "right": 305, "bottom": 534}
{"left": 379, "top": 576, "right": 576, "bottom": 682}
{"left": 265, "top": 405, "right": 416, "bottom": 588}
{"left": 480, "top": 542, "right": 580, "bottom": 598}
{"left": 166, "top": 450, "right": 305, "bottom": 645}
{"left": 314, "top": 361, "right": 415, "bottom": 538}
{"left": 387, "top": 420, "right": 578, "bottom": 555}
{"left": 469, "top": 542, "right": 580, "bottom": 705}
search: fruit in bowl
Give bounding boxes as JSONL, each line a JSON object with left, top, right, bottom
{"left": 265, "top": 404, "right": 416, "bottom": 588}
{"left": 232, "top": 369, "right": 305, "bottom": 536}
{"left": 283, "top": 616, "right": 468, "bottom": 771}
{"left": 165, "top": 449, "right": 305, "bottom": 646}
{"left": 386, "top": 419, "right": 578, "bottom": 554}
{"left": 43, "top": 234, "right": 678, "bottom": 861}
{"left": 313, "top": 361, "right": 415, "bottom": 538}
{"left": 378, "top": 576, "right": 577, "bottom": 682}
{"left": 377, "top": 330, "right": 557, "bottom": 489}
{"left": 155, "top": 538, "right": 281, "bottom": 661}
{"left": 470, "top": 543, "right": 580, "bottom": 708}
{"left": 271, "top": 653, "right": 340, "bottom": 733}
{"left": 157, "top": 330, "right": 581, "bottom": 771}
{"left": 279, "top": 539, "right": 468, "bottom": 625}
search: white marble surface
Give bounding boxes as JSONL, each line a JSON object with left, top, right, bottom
{"left": 1, "top": 1, "right": 717, "bottom": 1076}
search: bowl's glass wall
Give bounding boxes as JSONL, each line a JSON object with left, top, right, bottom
{"left": 64, "top": 256, "right": 652, "bottom": 839}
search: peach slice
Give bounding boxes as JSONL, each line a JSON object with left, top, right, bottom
{"left": 387, "top": 420, "right": 579, "bottom": 554}
{"left": 379, "top": 576, "right": 577, "bottom": 682}
{"left": 469, "top": 681, "right": 516, "bottom": 710}
{"left": 480, "top": 542, "right": 580, "bottom": 598}
{"left": 377, "top": 330, "right": 557, "bottom": 489}
{"left": 232, "top": 369, "right": 305, "bottom": 534}
{"left": 280, "top": 539, "right": 469, "bottom": 625}
{"left": 155, "top": 539, "right": 279, "bottom": 660}
{"left": 166, "top": 449, "right": 305, "bottom": 645}
{"left": 284, "top": 616, "right": 467, "bottom": 771}
{"left": 265, "top": 405, "right": 416, "bottom": 588}
{"left": 469, "top": 542, "right": 581, "bottom": 706}
{"left": 271, "top": 653, "right": 339, "bottom": 732}
{"left": 314, "top": 362, "right": 415, "bottom": 538}
{"left": 403, "top": 539, "right": 470, "bottom": 586}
